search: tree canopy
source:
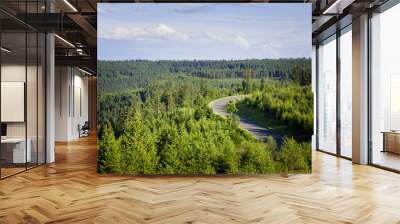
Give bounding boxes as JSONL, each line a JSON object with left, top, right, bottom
{"left": 97, "top": 59, "right": 312, "bottom": 174}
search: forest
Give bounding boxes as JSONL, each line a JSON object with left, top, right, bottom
{"left": 97, "top": 59, "right": 312, "bottom": 174}
{"left": 98, "top": 59, "right": 311, "bottom": 92}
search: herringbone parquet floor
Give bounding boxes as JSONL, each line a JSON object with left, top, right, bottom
{"left": 1, "top": 136, "right": 400, "bottom": 224}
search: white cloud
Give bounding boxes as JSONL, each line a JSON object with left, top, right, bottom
{"left": 235, "top": 36, "right": 250, "bottom": 49}
{"left": 205, "top": 32, "right": 251, "bottom": 49}
{"left": 262, "top": 42, "right": 281, "bottom": 50}
{"left": 205, "top": 32, "right": 224, "bottom": 42}
{"left": 259, "top": 42, "right": 282, "bottom": 58}
{"left": 152, "top": 24, "right": 189, "bottom": 40}
{"left": 153, "top": 24, "right": 175, "bottom": 35}
{"left": 100, "top": 23, "right": 189, "bottom": 41}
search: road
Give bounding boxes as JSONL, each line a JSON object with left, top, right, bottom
{"left": 209, "top": 95, "right": 281, "bottom": 142}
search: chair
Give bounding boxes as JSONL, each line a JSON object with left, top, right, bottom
{"left": 79, "top": 121, "right": 90, "bottom": 138}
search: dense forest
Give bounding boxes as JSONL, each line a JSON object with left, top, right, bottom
{"left": 97, "top": 59, "right": 312, "bottom": 174}
{"left": 98, "top": 76, "right": 246, "bottom": 136}
{"left": 98, "top": 59, "right": 311, "bottom": 92}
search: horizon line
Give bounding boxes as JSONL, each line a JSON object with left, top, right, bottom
{"left": 98, "top": 57, "right": 311, "bottom": 62}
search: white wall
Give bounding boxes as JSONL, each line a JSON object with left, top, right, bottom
{"left": 70, "top": 72, "right": 89, "bottom": 138}
{"left": 55, "top": 67, "right": 89, "bottom": 141}
{"left": 1, "top": 64, "right": 26, "bottom": 81}
{"left": 1, "top": 65, "right": 34, "bottom": 137}
{"left": 1, "top": 63, "right": 46, "bottom": 164}
{"left": 55, "top": 66, "right": 70, "bottom": 141}
{"left": 1, "top": 65, "right": 26, "bottom": 139}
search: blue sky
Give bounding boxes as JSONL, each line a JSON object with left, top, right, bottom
{"left": 98, "top": 3, "right": 311, "bottom": 60}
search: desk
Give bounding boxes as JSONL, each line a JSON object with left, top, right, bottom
{"left": 382, "top": 131, "right": 400, "bottom": 154}
{"left": 1, "top": 138, "right": 31, "bottom": 163}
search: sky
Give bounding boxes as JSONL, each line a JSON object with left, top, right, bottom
{"left": 98, "top": 3, "right": 311, "bottom": 61}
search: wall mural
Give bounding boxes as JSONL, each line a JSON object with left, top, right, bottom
{"left": 97, "top": 3, "right": 312, "bottom": 174}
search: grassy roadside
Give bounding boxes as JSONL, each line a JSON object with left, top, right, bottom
{"left": 235, "top": 101, "right": 310, "bottom": 142}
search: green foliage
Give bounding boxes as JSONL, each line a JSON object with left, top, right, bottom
{"left": 98, "top": 124, "right": 121, "bottom": 173}
{"left": 97, "top": 59, "right": 312, "bottom": 174}
{"left": 260, "top": 78, "right": 266, "bottom": 91}
{"left": 238, "top": 141, "right": 276, "bottom": 173}
{"left": 97, "top": 75, "right": 245, "bottom": 135}
{"left": 119, "top": 109, "right": 159, "bottom": 174}
{"left": 290, "top": 64, "right": 311, "bottom": 85}
{"left": 242, "top": 68, "right": 254, "bottom": 94}
{"left": 97, "top": 79, "right": 282, "bottom": 174}
{"left": 241, "top": 81, "right": 313, "bottom": 138}
{"left": 98, "top": 59, "right": 311, "bottom": 93}
{"left": 265, "top": 136, "right": 277, "bottom": 152}
{"left": 278, "top": 138, "right": 311, "bottom": 173}
{"left": 226, "top": 100, "right": 239, "bottom": 113}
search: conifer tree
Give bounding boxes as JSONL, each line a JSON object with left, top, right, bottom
{"left": 98, "top": 123, "right": 121, "bottom": 173}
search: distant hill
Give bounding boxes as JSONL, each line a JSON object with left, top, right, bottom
{"left": 97, "top": 58, "right": 311, "bottom": 93}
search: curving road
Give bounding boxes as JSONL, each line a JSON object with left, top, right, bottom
{"left": 209, "top": 95, "right": 281, "bottom": 142}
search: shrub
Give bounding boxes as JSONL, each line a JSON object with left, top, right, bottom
{"left": 278, "top": 138, "right": 311, "bottom": 173}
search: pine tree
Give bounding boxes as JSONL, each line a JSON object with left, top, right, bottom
{"left": 260, "top": 78, "right": 266, "bottom": 91}
{"left": 120, "top": 108, "right": 159, "bottom": 174}
{"left": 98, "top": 123, "right": 121, "bottom": 173}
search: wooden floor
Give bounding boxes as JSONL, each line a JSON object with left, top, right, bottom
{"left": 1, "top": 136, "right": 400, "bottom": 223}
{"left": 0, "top": 167, "right": 26, "bottom": 178}
{"left": 373, "top": 151, "right": 400, "bottom": 171}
